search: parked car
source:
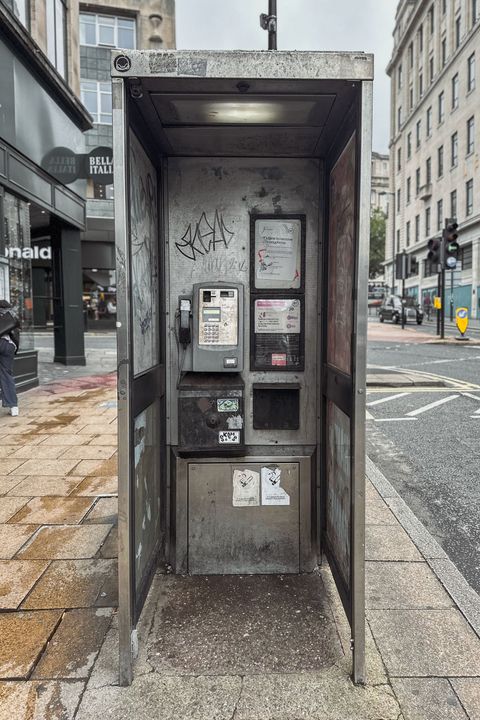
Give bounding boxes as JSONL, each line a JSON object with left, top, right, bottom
{"left": 378, "top": 295, "right": 424, "bottom": 325}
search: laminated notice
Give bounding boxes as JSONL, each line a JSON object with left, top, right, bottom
{"left": 261, "top": 467, "right": 290, "bottom": 506}
{"left": 233, "top": 469, "right": 260, "bottom": 507}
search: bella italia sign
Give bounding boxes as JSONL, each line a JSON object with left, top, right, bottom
{"left": 41, "top": 146, "right": 113, "bottom": 186}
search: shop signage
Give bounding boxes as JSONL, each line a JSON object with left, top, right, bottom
{"left": 42, "top": 146, "right": 114, "bottom": 186}
{"left": 4, "top": 246, "right": 52, "bottom": 260}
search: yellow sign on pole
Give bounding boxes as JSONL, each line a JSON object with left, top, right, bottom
{"left": 433, "top": 296, "right": 441, "bottom": 309}
{"left": 456, "top": 307, "right": 469, "bottom": 336}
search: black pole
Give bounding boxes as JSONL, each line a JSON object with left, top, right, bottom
{"left": 402, "top": 276, "right": 406, "bottom": 329}
{"left": 436, "top": 272, "right": 440, "bottom": 335}
{"left": 450, "top": 269, "right": 454, "bottom": 322}
{"left": 268, "top": 0, "right": 277, "bottom": 49}
{"left": 441, "top": 266, "right": 445, "bottom": 339}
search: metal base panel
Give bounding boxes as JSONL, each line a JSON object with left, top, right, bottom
{"left": 170, "top": 447, "right": 316, "bottom": 575}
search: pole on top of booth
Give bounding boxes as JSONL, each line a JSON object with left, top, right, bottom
{"left": 260, "top": 0, "right": 277, "bottom": 49}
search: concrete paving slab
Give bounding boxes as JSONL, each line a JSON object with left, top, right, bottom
{"left": 58, "top": 445, "right": 116, "bottom": 460}
{"left": 0, "top": 476, "right": 24, "bottom": 495}
{"left": 451, "top": 679, "right": 480, "bottom": 720}
{"left": 21, "top": 559, "right": 117, "bottom": 609}
{"left": 236, "top": 670, "right": 401, "bottom": 720}
{"left": 77, "top": 674, "right": 242, "bottom": 720}
{"left": 83, "top": 497, "right": 118, "bottom": 524}
{"left": 7, "top": 476, "right": 84, "bottom": 497}
{"left": 0, "top": 446, "right": 16, "bottom": 458}
{"left": 0, "top": 525, "right": 38, "bottom": 559}
{"left": 365, "top": 525, "right": 424, "bottom": 561}
{"left": 147, "top": 574, "right": 343, "bottom": 676}
{"left": 0, "top": 610, "right": 62, "bottom": 678}
{"left": 74, "top": 455, "right": 118, "bottom": 477}
{"left": 72, "top": 476, "right": 118, "bottom": 496}
{"left": 0, "top": 496, "right": 30, "bottom": 523}
{"left": 8, "top": 458, "right": 82, "bottom": 476}
{"left": 8, "top": 496, "right": 94, "bottom": 524}
{"left": 87, "top": 434, "right": 118, "bottom": 445}
{"left": 0, "top": 434, "right": 45, "bottom": 446}
{"left": 391, "top": 678, "right": 468, "bottom": 720}
{"left": 0, "top": 559, "right": 49, "bottom": 608}
{"left": 32, "top": 607, "right": 113, "bottom": 679}
{"left": 9, "top": 446, "right": 68, "bottom": 460}
{"left": 365, "top": 497, "right": 397, "bottom": 525}
{"left": 97, "top": 526, "right": 118, "bottom": 559}
{"left": 0, "top": 458, "right": 28, "bottom": 474}
{"left": 366, "top": 561, "right": 453, "bottom": 609}
{"left": 0, "top": 680, "right": 85, "bottom": 720}
{"left": 368, "top": 608, "right": 480, "bottom": 676}
{"left": 17, "top": 525, "right": 112, "bottom": 560}
{"left": 77, "top": 424, "right": 115, "bottom": 435}
{"left": 39, "top": 434, "right": 92, "bottom": 446}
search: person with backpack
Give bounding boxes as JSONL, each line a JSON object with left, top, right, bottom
{"left": 0, "top": 300, "right": 20, "bottom": 416}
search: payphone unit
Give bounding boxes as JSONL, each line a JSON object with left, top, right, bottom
{"left": 192, "top": 283, "right": 244, "bottom": 372}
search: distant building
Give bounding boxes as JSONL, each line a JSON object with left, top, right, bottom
{"left": 386, "top": 0, "right": 480, "bottom": 316}
{"left": 371, "top": 151, "right": 390, "bottom": 213}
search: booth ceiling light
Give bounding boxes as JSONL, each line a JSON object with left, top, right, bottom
{"left": 163, "top": 97, "right": 324, "bottom": 126}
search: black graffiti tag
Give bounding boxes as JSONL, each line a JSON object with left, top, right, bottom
{"left": 175, "top": 210, "right": 234, "bottom": 261}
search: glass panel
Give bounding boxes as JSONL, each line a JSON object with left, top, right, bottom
{"left": 117, "top": 25, "right": 135, "bottom": 49}
{"left": 327, "top": 134, "right": 356, "bottom": 376}
{"left": 326, "top": 400, "right": 351, "bottom": 589}
{"left": 100, "top": 90, "right": 112, "bottom": 114}
{"left": 129, "top": 131, "right": 160, "bottom": 376}
{"left": 45, "top": 0, "right": 56, "bottom": 65}
{"left": 98, "top": 16, "right": 115, "bottom": 45}
{"left": 134, "top": 401, "right": 160, "bottom": 593}
{"left": 81, "top": 83, "right": 98, "bottom": 117}
{"left": 2, "top": 193, "right": 34, "bottom": 350}
{"left": 55, "top": 0, "right": 66, "bottom": 78}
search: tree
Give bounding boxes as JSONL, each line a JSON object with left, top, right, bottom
{"left": 369, "top": 207, "right": 386, "bottom": 279}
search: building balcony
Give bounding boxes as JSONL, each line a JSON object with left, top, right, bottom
{"left": 419, "top": 184, "right": 432, "bottom": 200}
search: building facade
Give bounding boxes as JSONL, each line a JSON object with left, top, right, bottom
{"left": 1, "top": 0, "right": 92, "bottom": 384}
{"left": 387, "top": 0, "right": 480, "bottom": 317}
{"left": 371, "top": 151, "right": 390, "bottom": 213}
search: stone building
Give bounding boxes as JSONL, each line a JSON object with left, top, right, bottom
{"left": 371, "top": 151, "right": 390, "bottom": 213}
{"left": 386, "top": 0, "right": 480, "bottom": 316}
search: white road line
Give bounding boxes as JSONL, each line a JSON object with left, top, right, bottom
{"left": 406, "top": 394, "right": 459, "bottom": 417}
{"left": 462, "top": 392, "right": 480, "bottom": 401}
{"left": 471, "top": 415, "right": 480, "bottom": 418}
{"left": 474, "top": 406, "right": 480, "bottom": 415}
{"left": 367, "top": 392, "right": 411, "bottom": 407}
{"left": 365, "top": 410, "right": 375, "bottom": 420}
{"left": 375, "top": 417, "right": 418, "bottom": 422}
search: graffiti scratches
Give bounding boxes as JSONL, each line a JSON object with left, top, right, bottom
{"left": 175, "top": 210, "right": 234, "bottom": 261}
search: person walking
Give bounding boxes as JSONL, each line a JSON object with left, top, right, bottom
{"left": 0, "top": 300, "right": 20, "bottom": 416}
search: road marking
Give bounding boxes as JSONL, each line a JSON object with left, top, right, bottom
{"left": 462, "top": 392, "right": 480, "bottom": 401}
{"left": 375, "top": 417, "right": 418, "bottom": 422}
{"left": 365, "top": 410, "right": 375, "bottom": 420}
{"left": 367, "top": 392, "right": 411, "bottom": 407}
{"left": 406, "top": 395, "right": 460, "bottom": 416}
{"left": 369, "top": 365, "right": 480, "bottom": 390}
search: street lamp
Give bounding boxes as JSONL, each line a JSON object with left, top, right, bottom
{"left": 379, "top": 190, "right": 395, "bottom": 294}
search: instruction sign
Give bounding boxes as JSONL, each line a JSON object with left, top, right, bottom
{"left": 254, "top": 218, "right": 302, "bottom": 289}
{"left": 254, "top": 299, "right": 301, "bottom": 334}
{"left": 261, "top": 467, "right": 290, "bottom": 506}
{"left": 252, "top": 298, "right": 304, "bottom": 371}
{"left": 456, "top": 307, "right": 469, "bottom": 336}
{"left": 232, "top": 469, "right": 260, "bottom": 507}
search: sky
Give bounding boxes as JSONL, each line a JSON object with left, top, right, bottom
{"left": 175, "top": 0, "right": 398, "bottom": 153}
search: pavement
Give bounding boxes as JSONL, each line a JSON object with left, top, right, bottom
{"left": 1, "top": 373, "right": 480, "bottom": 718}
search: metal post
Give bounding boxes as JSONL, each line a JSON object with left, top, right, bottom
{"left": 450, "top": 269, "right": 454, "bottom": 322}
{"left": 260, "top": 0, "right": 277, "bottom": 49}
{"left": 401, "top": 276, "right": 406, "bottom": 329}
{"left": 436, "top": 273, "right": 441, "bottom": 335}
{"left": 440, "top": 266, "right": 445, "bottom": 339}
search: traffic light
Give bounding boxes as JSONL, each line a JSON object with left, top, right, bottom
{"left": 427, "top": 238, "right": 441, "bottom": 265}
{"left": 443, "top": 219, "right": 459, "bottom": 269}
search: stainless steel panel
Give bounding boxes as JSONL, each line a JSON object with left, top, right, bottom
{"left": 188, "top": 461, "right": 299, "bottom": 575}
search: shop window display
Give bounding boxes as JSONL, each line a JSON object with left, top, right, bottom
{"left": 83, "top": 269, "right": 116, "bottom": 329}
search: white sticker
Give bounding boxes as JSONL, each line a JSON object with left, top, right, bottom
{"left": 227, "top": 415, "right": 243, "bottom": 430}
{"left": 254, "top": 298, "right": 301, "bottom": 334}
{"left": 261, "top": 466, "right": 290, "bottom": 506}
{"left": 219, "top": 430, "right": 240, "bottom": 444}
{"left": 232, "top": 469, "right": 260, "bottom": 507}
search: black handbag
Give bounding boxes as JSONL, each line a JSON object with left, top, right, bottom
{"left": 0, "top": 310, "right": 17, "bottom": 336}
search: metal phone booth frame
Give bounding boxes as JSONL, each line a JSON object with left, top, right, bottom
{"left": 112, "top": 50, "right": 372, "bottom": 687}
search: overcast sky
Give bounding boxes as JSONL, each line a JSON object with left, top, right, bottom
{"left": 175, "top": 0, "right": 398, "bottom": 153}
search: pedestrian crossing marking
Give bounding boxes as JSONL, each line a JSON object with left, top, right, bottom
{"left": 406, "top": 395, "right": 460, "bottom": 417}
{"left": 367, "top": 392, "right": 411, "bottom": 407}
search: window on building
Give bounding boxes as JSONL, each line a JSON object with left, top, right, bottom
{"left": 450, "top": 190, "right": 457, "bottom": 218}
{"left": 406, "top": 220, "right": 411, "bottom": 247}
{"left": 407, "top": 132, "right": 412, "bottom": 159}
{"left": 409, "top": 86, "right": 414, "bottom": 109}
{"left": 426, "top": 156, "right": 432, "bottom": 184}
{"left": 419, "top": 72, "right": 424, "bottom": 97}
{"left": 3, "top": 0, "right": 29, "bottom": 27}
{"left": 429, "top": 56, "right": 434, "bottom": 84}
{"left": 438, "top": 145, "right": 444, "bottom": 177}
{"left": 426, "top": 106, "right": 432, "bottom": 136}
{"left": 428, "top": 4, "right": 434, "bottom": 33}
{"left": 438, "top": 91, "right": 445, "bottom": 123}
{"left": 451, "top": 131, "right": 458, "bottom": 167}
{"left": 398, "top": 64, "right": 403, "bottom": 89}
{"left": 425, "top": 206, "right": 431, "bottom": 236}
{"left": 442, "top": 0, "right": 447, "bottom": 14}
{"left": 441, "top": 37, "right": 447, "bottom": 67}
{"left": 407, "top": 177, "right": 411, "bottom": 203}
{"left": 415, "top": 215, "right": 420, "bottom": 243}
{"left": 452, "top": 73, "right": 459, "bottom": 109}
{"left": 46, "top": 0, "right": 67, "bottom": 78}
{"left": 397, "top": 229, "right": 401, "bottom": 252}
{"left": 474, "top": 0, "right": 479, "bottom": 25}
{"left": 467, "top": 116, "right": 475, "bottom": 154}
{"left": 437, "top": 199, "right": 444, "bottom": 230}
{"left": 455, "top": 15, "right": 461, "bottom": 48}
{"left": 397, "top": 147, "right": 401, "bottom": 171}
{"left": 80, "top": 80, "right": 112, "bottom": 124}
{"left": 418, "top": 24, "right": 423, "bottom": 51}
{"left": 460, "top": 243, "right": 473, "bottom": 269}
{"left": 416, "top": 168, "right": 421, "bottom": 195}
{"left": 416, "top": 119, "right": 421, "bottom": 147}
{"left": 79, "top": 13, "right": 136, "bottom": 49}
{"left": 466, "top": 179, "right": 474, "bottom": 215}
{"left": 398, "top": 105, "right": 403, "bottom": 130}
{"left": 467, "top": 53, "right": 476, "bottom": 91}
{"left": 397, "top": 188, "right": 401, "bottom": 210}
{"left": 408, "top": 42, "right": 414, "bottom": 68}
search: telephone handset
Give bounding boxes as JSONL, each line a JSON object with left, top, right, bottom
{"left": 179, "top": 298, "right": 191, "bottom": 346}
